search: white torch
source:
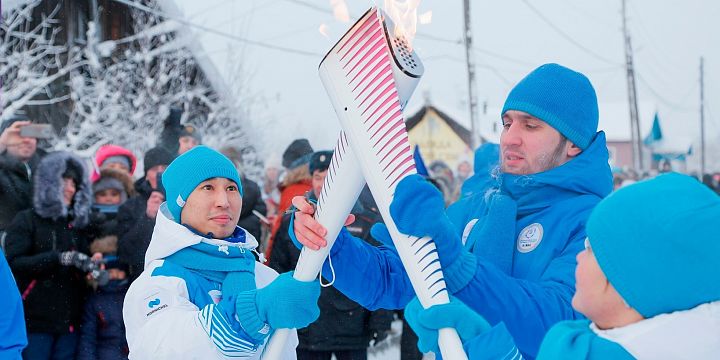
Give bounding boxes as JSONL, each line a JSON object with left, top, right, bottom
{"left": 262, "top": 6, "right": 424, "bottom": 354}
{"left": 318, "top": 7, "right": 467, "bottom": 360}
{"left": 263, "top": 7, "right": 467, "bottom": 360}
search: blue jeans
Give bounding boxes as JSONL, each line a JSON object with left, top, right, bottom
{"left": 22, "top": 333, "right": 77, "bottom": 360}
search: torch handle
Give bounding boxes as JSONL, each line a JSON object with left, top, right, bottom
{"left": 262, "top": 329, "right": 290, "bottom": 359}
{"left": 439, "top": 327, "right": 468, "bottom": 360}
{"left": 263, "top": 133, "right": 366, "bottom": 360}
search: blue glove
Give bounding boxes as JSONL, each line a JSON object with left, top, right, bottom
{"left": 404, "top": 296, "right": 491, "bottom": 355}
{"left": 235, "top": 271, "right": 320, "bottom": 340}
{"left": 390, "top": 175, "right": 476, "bottom": 292}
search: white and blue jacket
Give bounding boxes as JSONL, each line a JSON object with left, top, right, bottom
{"left": 312, "top": 133, "right": 613, "bottom": 359}
{"left": 123, "top": 205, "right": 298, "bottom": 359}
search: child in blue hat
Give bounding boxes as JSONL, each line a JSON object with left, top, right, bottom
{"left": 404, "top": 173, "right": 720, "bottom": 359}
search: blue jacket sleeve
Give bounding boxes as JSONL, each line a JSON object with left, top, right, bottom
{"left": 318, "top": 229, "right": 415, "bottom": 310}
{"left": 454, "top": 233, "right": 584, "bottom": 359}
{"left": 465, "top": 322, "right": 524, "bottom": 360}
{"left": 0, "top": 249, "right": 27, "bottom": 358}
{"left": 287, "top": 214, "right": 415, "bottom": 310}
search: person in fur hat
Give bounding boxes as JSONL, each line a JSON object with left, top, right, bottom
{"left": 5, "top": 151, "right": 100, "bottom": 360}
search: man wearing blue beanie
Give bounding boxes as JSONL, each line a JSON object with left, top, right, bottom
{"left": 291, "top": 63, "right": 614, "bottom": 358}
{"left": 123, "top": 145, "right": 320, "bottom": 358}
{"left": 402, "top": 172, "right": 720, "bottom": 359}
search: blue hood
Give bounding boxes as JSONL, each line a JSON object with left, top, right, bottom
{"left": 500, "top": 131, "right": 613, "bottom": 215}
{"left": 461, "top": 143, "right": 500, "bottom": 197}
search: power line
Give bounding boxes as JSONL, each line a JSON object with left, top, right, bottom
{"left": 637, "top": 74, "right": 695, "bottom": 112}
{"left": 110, "top": 0, "right": 322, "bottom": 57}
{"left": 520, "top": 0, "right": 620, "bottom": 66}
{"left": 282, "top": 0, "right": 333, "bottom": 15}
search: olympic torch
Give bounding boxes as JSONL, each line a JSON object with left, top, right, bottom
{"left": 318, "top": 7, "right": 467, "bottom": 360}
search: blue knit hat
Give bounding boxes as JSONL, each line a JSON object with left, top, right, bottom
{"left": 162, "top": 145, "right": 242, "bottom": 222}
{"left": 501, "top": 63, "right": 598, "bottom": 149}
{"left": 586, "top": 173, "right": 720, "bottom": 318}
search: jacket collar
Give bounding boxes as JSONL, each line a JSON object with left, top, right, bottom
{"left": 143, "top": 203, "right": 258, "bottom": 268}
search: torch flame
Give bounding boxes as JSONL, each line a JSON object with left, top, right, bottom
{"left": 383, "top": 0, "right": 421, "bottom": 50}
{"left": 319, "top": 23, "right": 330, "bottom": 38}
{"left": 419, "top": 10, "right": 432, "bottom": 25}
{"left": 330, "top": 0, "right": 351, "bottom": 23}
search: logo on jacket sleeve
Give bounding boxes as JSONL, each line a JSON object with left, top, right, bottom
{"left": 144, "top": 293, "right": 169, "bottom": 317}
{"left": 148, "top": 298, "right": 161, "bottom": 308}
{"left": 517, "top": 223, "right": 543, "bottom": 253}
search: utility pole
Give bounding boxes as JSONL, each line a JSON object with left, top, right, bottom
{"left": 621, "top": 0, "right": 643, "bottom": 170}
{"left": 700, "top": 57, "right": 705, "bottom": 177}
{"left": 463, "top": 0, "right": 481, "bottom": 149}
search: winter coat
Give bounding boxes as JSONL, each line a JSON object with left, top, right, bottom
{"left": 86, "top": 207, "right": 120, "bottom": 242}
{"left": 5, "top": 151, "right": 93, "bottom": 335}
{"left": 237, "top": 176, "right": 267, "bottom": 243}
{"left": 90, "top": 145, "right": 137, "bottom": 182}
{"left": 0, "top": 149, "right": 45, "bottom": 231}
{"left": 77, "top": 281, "right": 130, "bottom": 360}
{"left": 459, "top": 300, "right": 720, "bottom": 359}
{"left": 116, "top": 179, "right": 155, "bottom": 281}
{"left": 313, "top": 133, "right": 613, "bottom": 359}
{"left": 0, "top": 248, "right": 27, "bottom": 357}
{"left": 123, "top": 204, "right": 298, "bottom": 359}
{"left": 269, "top": 207, "right": 392, "bottom": 351}
{"left": 265, "top": 180, "right": 311, "bottom": 262}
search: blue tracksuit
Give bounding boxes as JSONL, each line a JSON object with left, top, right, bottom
{"left": 314, "top": 132, "right": 613, "bottom": 359}
{"left": 0, "top": 248, "right": 27, "bottom": 359}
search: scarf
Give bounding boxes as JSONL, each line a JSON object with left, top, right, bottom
{"left": 164, "top": 227, "right": 257, "bottom": 326}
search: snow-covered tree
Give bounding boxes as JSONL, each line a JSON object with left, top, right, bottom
{"left": 61, "top": 2, "right": 256, "bottom": 159}
{"left": 0, "top": 0, "right": 83, "bottom": 121}
{"left": 3, "top": 0, "right": 262, "bottom": 178}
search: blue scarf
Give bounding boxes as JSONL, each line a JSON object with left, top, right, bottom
{"left": 537, "top": 320, "right": 634, "bottom": 359}
{"left": 164, "top": 227, "right": 257, "bottom": 322}
{"left": 465, "top": 190, "right": 517, "bottom": 275}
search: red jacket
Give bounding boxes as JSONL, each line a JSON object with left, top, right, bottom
{"left": 264, "top": 180, "right": 311, "bottom": 262}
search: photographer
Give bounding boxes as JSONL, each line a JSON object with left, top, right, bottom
{"left": 0, "top": 114, "right": 47, "bottom": 247}
{"left": 5, "top": 151, "right": 101, "bottom": 360}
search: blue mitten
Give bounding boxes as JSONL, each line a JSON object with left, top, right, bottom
{"left": 404, "top": 296, "right": 491, "bottom": 355}
{"left": 391, "top": 175, "right": 476, "bottom": 292}
{"left": 235, "top": 271, "right": 320, "bottom": 340}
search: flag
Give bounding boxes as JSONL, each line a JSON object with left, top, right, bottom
{"left": 643, "top": 112, "right": 663, "bottom": 146}
{"left": 413, "top": 145, "right": 429, "bottom": 176}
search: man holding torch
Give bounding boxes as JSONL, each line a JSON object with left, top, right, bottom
{"left": 292, "top": 63, "right": 613, "bottom": 359}
{"left": 123, "top": 146, "right": 320, "bottom": 359}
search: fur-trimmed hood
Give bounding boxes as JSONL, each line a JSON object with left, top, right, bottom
{"left": 33, "top": 151, "right": 92, "bottom": 228}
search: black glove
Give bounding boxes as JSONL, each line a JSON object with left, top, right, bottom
{"left": 58, "top": 250, "right": 90, "bottom": 268}
{"left": 58, "top": 251, "right": 109, "bottom": 285}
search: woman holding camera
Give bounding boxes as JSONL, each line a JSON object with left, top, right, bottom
{"left": 5, "top": 151, "right": 97, "bottom": 360}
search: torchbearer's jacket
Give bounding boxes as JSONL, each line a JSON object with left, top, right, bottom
{"left": 463, "top": 300, "right": 720, "bottom": 360}
{"left": 305, "top": 132, "right": 613, "bottom": 359}
{"left": 123, "top": 204, "right": 298, "bottom": 359}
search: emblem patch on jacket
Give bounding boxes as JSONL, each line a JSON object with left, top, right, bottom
{"left": 517, "top": 223, "right": 543, "bottom": 253}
